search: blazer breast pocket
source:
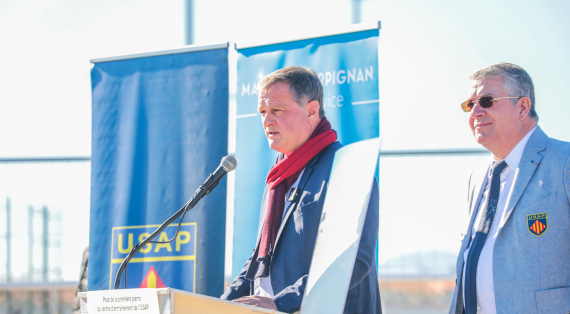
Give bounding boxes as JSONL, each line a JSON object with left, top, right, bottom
{"left": 293, "top": 200, "right": 323, "bottom": 258}
{"left": 294, "top": 200, "right": 320, "bottom": 216}
{"left": 293, "top": 200, "right": 322, "bottom": 234}
{"left": 535, "top": 286, "right": 570, "bottom": 314}
{"left": 525, "top": 192, "right": 557, "bottom": 211}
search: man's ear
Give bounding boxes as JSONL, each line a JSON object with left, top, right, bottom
{"left": 306, "top": 100, "right": 320, "bottom": 123}
{"left": 519, "top": 97, "right": 531, "bottom": 120}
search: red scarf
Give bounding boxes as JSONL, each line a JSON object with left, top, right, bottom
{"left": 258, "top": 117, "right": 337, "bottom": 261}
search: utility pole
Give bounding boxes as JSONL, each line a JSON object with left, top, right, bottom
{"left": 28, "top": 206, "right": 34, "bottom": 281}
{"left": 28, "top": 205, "right": 35, "bottom": 314}
{"left": 42, "top": 206, "right": 49, "bottom": 314}
{"left": 351, "top": 0, "right": 364, "bottom": 24}
{"left": 6, "top": 198, "right": 13, "bottom": 314}
{"left": 42, "top": 206, "right": 48, "bottom": 281}
{"left": 6, "top": 198, "right": 11, "bottom": 282}
{"left": 185, "top": 0, "right": 195, "bottom": 45}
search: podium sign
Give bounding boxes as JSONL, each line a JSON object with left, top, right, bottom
{"left": 87, "top": 288, "right": 160, "bottom": 313}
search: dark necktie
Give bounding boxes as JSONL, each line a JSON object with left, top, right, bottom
{"left": 464, "top": 160, "right": 508, "bottom": 314}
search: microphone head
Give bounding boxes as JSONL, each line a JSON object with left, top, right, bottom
{"left": 221, "top": 155, "right": 237, "bottom": 172}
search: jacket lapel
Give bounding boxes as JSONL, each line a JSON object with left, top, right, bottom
{"left": 272, "top": 153, "right": 320, "bottom": 252}
{"left": 471, "top": 169, "right": 488, "bottom": 217}
{"left": 503, "top": 126, "right": 547, "bottom": 220}
{"left": 255, "top": 184, "right": 271, "bottom": 242}
{"left": 466, "top": 165, "right": 490, "bottom": 236}
{"left": 453, "top": 162, "right": 490, "bottom": 305}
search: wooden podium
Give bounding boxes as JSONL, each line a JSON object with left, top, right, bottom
{"left": 78, "top": 288, "right": 288, "bottom": 314}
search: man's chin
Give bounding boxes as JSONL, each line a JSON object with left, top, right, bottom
{"left": 474, "top": 136, "right": 495, "bottom": 151}
{"left": 268, "top": 142, "right": 283, "bottom": 153}
{"left": 474, "top": 133, "right": 490, "bottom": 145}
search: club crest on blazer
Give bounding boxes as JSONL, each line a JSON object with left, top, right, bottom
{"left": 527, "top": 212, "right": 548, "bottom": 237}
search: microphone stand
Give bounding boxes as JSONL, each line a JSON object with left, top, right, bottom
{"left": 113, "top": 184, "right": 209, "bottom": 289}
{"left": 112, "top": 156, "right": 235, "bottom": 289}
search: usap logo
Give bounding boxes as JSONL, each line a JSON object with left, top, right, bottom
{"left": 527, "top": 212, "right": 548, "bottom": 237}
{"left": 109, "top": 223, "right": 196, "bottom": 290}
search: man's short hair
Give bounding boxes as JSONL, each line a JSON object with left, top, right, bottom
{"left": 257, "top": 66, "right": 325, "bottom": 119}
{"left": 469, "top": 62, "right": 538, "bottom": 122}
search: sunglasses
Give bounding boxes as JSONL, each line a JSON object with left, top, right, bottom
{"left": 461, "top": 96, "right": 522, "bottom": 112}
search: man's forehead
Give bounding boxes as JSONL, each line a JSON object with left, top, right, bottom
{"left": 467, "top": 76, "right": 504, "bottom": 96}
{"left": 257, "top": 90, "right": 274, "bottom": 104}
{"left": 257, "top": 87, "right": 271, "bottom": 103}
{"left": 260, "top": 81, "right": 290, "bottom": 93}
{"left": 258, "top": 83, "right": 291, "bottom": 103}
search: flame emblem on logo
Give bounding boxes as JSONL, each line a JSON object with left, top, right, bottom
{"left": 139, "top": 265, "right": 166, "bottom": 288}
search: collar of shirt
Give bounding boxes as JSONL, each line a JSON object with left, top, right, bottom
{"left": 502, "top": 125, "right": 537, "bottom": 171}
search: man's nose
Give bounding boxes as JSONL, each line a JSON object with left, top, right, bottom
{"left": 263, "top": 114, "right": 275, "bottom": 128}
{"left": 470, "top": 101, "right": 485, "bottom": 117}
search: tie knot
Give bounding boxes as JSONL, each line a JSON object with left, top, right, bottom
{"left": 490, "top": 160, "right": 508, "bottom": 176}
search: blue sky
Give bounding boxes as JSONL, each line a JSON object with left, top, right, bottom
{"left": 2, "top": 0, "right": 569, "bottom": 155}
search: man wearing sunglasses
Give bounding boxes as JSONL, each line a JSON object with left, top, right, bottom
{"left": 449, "top": 63, "right": 570, "bottom": 314}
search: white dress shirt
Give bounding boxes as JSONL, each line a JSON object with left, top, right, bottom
{"left": 462, "top": 126, "right": 537, "bottom": 313}
{"left": 254, "top": 169, "right": 305, "bottom": 297}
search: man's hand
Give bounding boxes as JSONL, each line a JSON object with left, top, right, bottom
{"left": 232, "top": 295, "right": 278, "bottom": 310}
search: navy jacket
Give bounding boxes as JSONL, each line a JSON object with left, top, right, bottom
{"left": 222, "top": 142, "right": 382, "bottom": 313}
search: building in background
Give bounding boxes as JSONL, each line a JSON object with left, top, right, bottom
{"left": 0, "top": 160, "right": 90, "bottom": 314}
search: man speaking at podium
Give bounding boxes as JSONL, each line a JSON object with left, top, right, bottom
{"left": 221, "top": 67, "right": 382, "bottom": 313}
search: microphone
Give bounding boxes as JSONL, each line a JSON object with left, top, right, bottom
{"left": 200, "top": 155, "right": 237, "bottom": 194}
{"left": 113, "top": 155, "right": 237, "bottom": 289}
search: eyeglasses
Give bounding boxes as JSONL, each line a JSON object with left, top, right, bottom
{"left": 461, "top": 96, "right": 522, "bottom": 112}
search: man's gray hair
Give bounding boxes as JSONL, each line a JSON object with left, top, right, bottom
{"left": 257, "top": 66, "right": 325, "bottom": 119}
{"left": 470, "top": 62, "right": 538, "bottom": 121}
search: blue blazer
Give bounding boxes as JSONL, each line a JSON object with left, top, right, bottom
{"left": 222, "top": 142, "right": 382, "bottom": 313}
{"left": 450, "top": 127, "right": 570, "bottom": 313}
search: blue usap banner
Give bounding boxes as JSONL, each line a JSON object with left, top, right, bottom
{"left": 233, "top": 24, "right": 380, "bottom": 278}
{"left": 110, "top": 223, "right": 197, "bottom": 289}
{"left": 89, "top": 44, "right": 229, "bottom": 297}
